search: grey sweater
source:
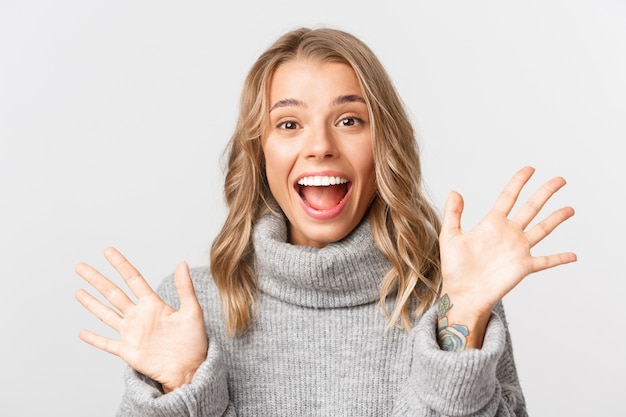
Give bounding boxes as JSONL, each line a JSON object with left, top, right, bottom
{"left": 117, "top": 214, "right": 527, "bottom": 416}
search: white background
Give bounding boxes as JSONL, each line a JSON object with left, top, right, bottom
{"left": 1, "top": 1, "right": 624, "bottom": 416}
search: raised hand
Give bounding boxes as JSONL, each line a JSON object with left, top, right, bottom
{"left": 437, "top": 166, "right": 576, "bottom": 349}
{"left": 75, "top": 247, "right": 208, "bottom": 392}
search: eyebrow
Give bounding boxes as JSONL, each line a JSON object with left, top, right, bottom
{"left": 269, "top": 98, "right": 305, "bottom": 112}
{"left": 332, "top": 94, "right": 366, "bottom": 106}
{"left": 269, "top": 94, "right": 366, "bottom": 112}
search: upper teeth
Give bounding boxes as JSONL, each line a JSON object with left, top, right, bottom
{"left": 298, "top": 176, "right": 348, "bottom": 186}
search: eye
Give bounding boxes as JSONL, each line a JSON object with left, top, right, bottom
{"left": 277, "top": 120, "right": 299, "bottom": 130}
{"left": 338, "top": 116, "right": 363, "bottom": 127}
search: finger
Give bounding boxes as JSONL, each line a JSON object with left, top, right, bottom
{"left": 441, "top": 191, "right": 464, "bottom": 237}
{"left": 104, "top": 247, "right": 158, "bottom": 300}
{"left": 491, "top": 166, "right": 535, "bottom": 215}
{"left": 525, "top": 206, "right": 575, "bottom": 246}
{"left": 513, "top": 176, "right": 567, "bottom": 229}
{"left": 531, "top": 251, "right": 578, "bottom": 273}
{"left": 174, "top": 262, "right": 202, "bottom": 313}
{"left": 78, "top": 329, "right": 121, "bottom": 356}
{"left": 75, "top": 288, "right": 123, "bottom": 330}
{"left": 75, "top": 262, "right": 134, "bottom": 313}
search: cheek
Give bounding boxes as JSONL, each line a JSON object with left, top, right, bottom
{"left": 262, "top": 144, "right": 291, "bottom": 199}
{"left": 358, "top": 148, "right": 377, "bottom": 189}
{"left": 265, "top": 166, "right": 283, "bottom": 196}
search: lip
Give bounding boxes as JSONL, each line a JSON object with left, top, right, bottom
{"left": 294, "top": 170, "right": 352, "bottom": 220}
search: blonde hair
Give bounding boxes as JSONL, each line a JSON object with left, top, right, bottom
{"left": 210, "top": 27, "right": 442, "bottom": 337}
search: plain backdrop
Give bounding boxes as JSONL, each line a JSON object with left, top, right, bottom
{"left": 1, "top": 1, "right": 624, "bottom": 416}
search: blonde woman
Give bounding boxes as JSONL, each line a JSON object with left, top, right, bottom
{"left": 76, "top": 27, "right": 575, "bottom": 416}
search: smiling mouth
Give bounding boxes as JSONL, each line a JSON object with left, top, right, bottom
{"left": 297, "top": 176, "right": 350, "bottom": 211}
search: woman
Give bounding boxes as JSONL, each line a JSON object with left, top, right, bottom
{"left": 76, "top": 27, "right": 575, "bottom": 416}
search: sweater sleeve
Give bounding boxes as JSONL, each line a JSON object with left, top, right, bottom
{"left": 116, "top": 341, "right": 235, "bottom": 417}
{"left": 393, "top": 302, "right": 528, "bottom": 416}
{"left": 115, "top": 269, "right": 236, "bottom": 417}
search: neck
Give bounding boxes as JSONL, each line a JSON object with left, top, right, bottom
{"left": 252, "top": 213, "right": 392, "bottom": 308}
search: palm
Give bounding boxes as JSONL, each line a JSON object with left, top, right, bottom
{"left": 439, "top": 167, "right": 576, "bottom": 317}
{"left": 117, "top": 293, "right": 207, "bottom": 387}
{"left": 75, "top": 248, "right": 207, "bottom": 392}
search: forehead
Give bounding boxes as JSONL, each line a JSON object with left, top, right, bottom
{"left": 268, "top": 59, "right": 363, "bottom": 102}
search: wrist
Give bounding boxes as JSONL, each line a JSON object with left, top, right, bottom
{"left": 436, "top": 294, "right": 491, "bottom": 350}
{"left": 161, "top": 370, "right": 194, "bottom": 394}
{"left": 160, "top": 360, "right": 204, "bottom": 393}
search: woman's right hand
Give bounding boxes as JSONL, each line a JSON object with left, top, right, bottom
{"left": 75, "top": 247, "right": 208, "bottom": 393}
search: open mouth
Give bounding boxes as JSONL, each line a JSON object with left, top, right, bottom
{"left": 296, "top": 175, "right": 350, "bottom": 211}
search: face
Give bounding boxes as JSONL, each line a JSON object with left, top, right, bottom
{"left": 262, "top": 59, "right": 376, "bottom": 248}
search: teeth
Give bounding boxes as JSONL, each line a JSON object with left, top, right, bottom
{"left": 297, "top": 176, "right": 349, "bottom": 186}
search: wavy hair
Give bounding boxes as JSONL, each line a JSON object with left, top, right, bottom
{"left": 210, "top": 27, "right": 442, "bottom": 337}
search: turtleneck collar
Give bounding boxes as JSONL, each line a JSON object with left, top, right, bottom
{"left": 252, "top": 213, "right": 392, "bottom": 308}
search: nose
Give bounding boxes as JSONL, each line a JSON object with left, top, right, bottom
{"left": 302, "top": 125, "right": 338, "bottom": 160}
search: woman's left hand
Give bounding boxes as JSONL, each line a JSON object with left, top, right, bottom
{"left": 437, "top": 166, "right": 576, "bottom": 349}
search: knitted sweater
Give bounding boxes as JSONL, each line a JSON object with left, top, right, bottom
{"left": 117, "top": 214, "right": 527, "bottom": 416}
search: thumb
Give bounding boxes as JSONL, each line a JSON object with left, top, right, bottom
{"left": 441, "top": 190, "right": 464, "bottom": 236}
{"left": 174, "top": 261, "right": 201, "bottom": 312}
